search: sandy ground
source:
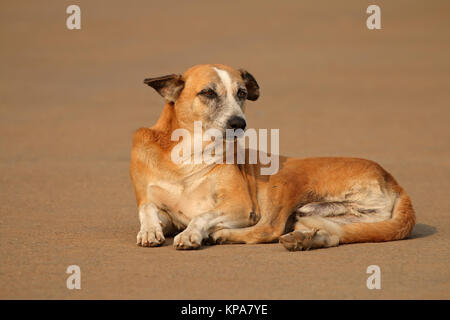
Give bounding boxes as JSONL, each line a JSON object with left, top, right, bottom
{"left": 0, "top": 1, "right": 449, "bottom": 299}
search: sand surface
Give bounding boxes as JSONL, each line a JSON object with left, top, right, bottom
{"left": 0, "top": 1, "right": 449, "bottom": 299}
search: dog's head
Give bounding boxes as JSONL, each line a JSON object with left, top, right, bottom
{"left": 144, "top": 64, "right": 259, "bottom": 134}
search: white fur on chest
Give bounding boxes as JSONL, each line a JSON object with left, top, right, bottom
{"left": 146, "top": 173, "right": 217, "bottom": 226}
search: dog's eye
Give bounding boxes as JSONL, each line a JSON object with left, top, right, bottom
{"left": 237, "top": 88, "right": 247, "bottom": 99}
{"left": 199, "top": 89, "right": 217, "bottom": 98}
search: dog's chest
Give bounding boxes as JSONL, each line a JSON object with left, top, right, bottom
{"left": 146, "top": 176, "right": 217, "bottom": 224}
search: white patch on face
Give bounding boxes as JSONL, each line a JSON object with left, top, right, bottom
{"left": 214, "top": 68, "right": 233, "bottom": 99}
{"left": 213, "top": 67, "right": 246, "bottom": 129}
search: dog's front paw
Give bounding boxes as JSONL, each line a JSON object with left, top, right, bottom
{"left": 137, "top": 227, "right": 165, "bottom": 247}
{"left": 173, "top": 229, "right": 202, "bottom": 250}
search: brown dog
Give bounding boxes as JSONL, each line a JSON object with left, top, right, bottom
{"left": 130, "top": 64, "right": 415, "bottom": 251}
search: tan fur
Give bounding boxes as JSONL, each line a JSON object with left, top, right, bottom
{"left": 130, "top": 64, "right": 416, "bottom": 250}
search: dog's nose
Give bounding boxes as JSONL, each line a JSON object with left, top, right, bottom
{"left": 227, "top": 116, "right": 247, "bottom": 130}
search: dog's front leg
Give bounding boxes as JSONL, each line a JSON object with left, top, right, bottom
{"left": 173, "top": 212, "right": 217, "bottom": 250}
{"left": 174, "top": 212, "right": 239, "bottom": 250}
{"left": 137, "top": 203, "right": 166, "bottom": 247}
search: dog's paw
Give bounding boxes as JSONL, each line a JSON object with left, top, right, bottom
{"left": 137, "top": 227, "right": 165, "bottom": 247}
{"left": 279, "top": 229, "right": 318, "bottom": 251}
{"left": 210, "top": 229, "right": 229, "bottom": 244}
{"left": 173, "top": 229, "right": 202, "bottom": 250}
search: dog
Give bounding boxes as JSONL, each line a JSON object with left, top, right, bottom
{"left": 130, "top": 64, "right": 415, "bottom": 251}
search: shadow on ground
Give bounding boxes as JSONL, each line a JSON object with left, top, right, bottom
{"left": 410, "top": 223, "right": 437, "bottom": 239}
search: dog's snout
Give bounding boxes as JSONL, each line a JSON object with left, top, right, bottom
{"left": 226, "top": 116, "right": 247, "bottom": 131}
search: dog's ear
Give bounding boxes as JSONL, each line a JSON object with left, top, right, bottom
{"left": 143, "top": 74, "right": 184, "bottom": 103}
{"left": 239, "top": 69, "right": 260, "bottom": 101}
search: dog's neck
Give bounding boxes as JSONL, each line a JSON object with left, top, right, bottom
{"left": 149, "top": 102, "right": 215, "bottom": 175}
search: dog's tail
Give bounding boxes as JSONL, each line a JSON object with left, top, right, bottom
{"left": 339, "top": 190, "right": 416, "bottom": 244}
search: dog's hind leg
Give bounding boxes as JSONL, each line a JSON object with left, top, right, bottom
{"left": 279, "top": 201, "right": 355, "bottom": 251}
{"left": 298, "top": 202, "right": 360, "bottom": 217}
{"left": 211, "top": 224, "right": 281, "bottom": 244}
{"left": 279, "top": 216, "right": 341, "bottom": 251}
{"left": 210, "top": 207, "right": 293, "bottom": 244}
{"left": 280, "top": 190, "right": 416, "bottom": 251}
